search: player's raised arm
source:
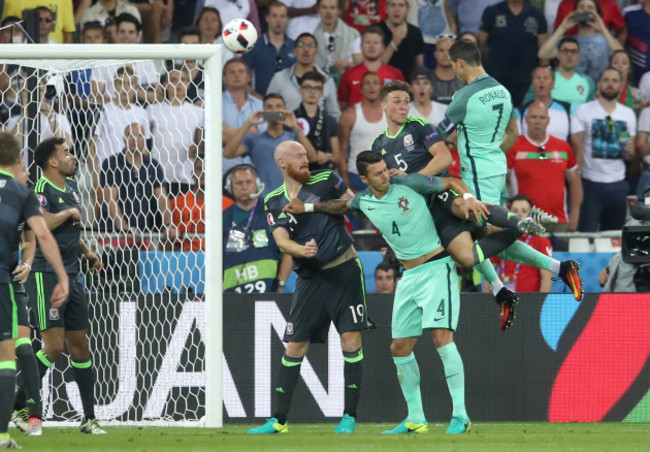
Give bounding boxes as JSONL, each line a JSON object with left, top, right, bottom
{"left": 283, "top": 189, "right": 354, "bottom": 216}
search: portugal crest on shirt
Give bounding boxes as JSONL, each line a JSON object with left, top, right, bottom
{"left": 398, "top": 197, "right": 409, "bottom": 211}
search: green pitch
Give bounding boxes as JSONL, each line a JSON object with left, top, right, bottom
{"left": 12, "top": 423, "right": 650, "bottom": 451}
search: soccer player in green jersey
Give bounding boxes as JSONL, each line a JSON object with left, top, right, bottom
{"left": 0, "top": 133, "right": 69, "bottom": 449}
{"left": 439, "top": 39, "right": 582, "bottom": 300}
{"left": 285, "top": 150, "right": 482, "bottom": 434}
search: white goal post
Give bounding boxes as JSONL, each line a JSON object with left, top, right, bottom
{"left": 0, "top": 44, "right": 223, "bottom": 428}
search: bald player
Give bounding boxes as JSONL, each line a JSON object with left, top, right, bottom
{"left": 248, "top": 141, "right": 373, "bottom": 435}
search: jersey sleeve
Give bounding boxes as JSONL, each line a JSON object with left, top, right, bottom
{"left": 564, "top": 140, "right": 577, "bottom": 171}
{"left": 264, "top": 196, "right": 288, "bottom": 233}
{"left": 34, "top": 183, "right": 52, "bottom": 213}
{"left": 325, "top": 170, "right": 348, "bottom": 199}
{"left": 22, "top": 191, "right": 43, "bottom": 222}
{"left": 392, "top": 174, "right": 443, "bottom": 194}
{"left": 349, "top": 192, "right": 363, "bottom": 211}
{"left": 438, "top": 95, "right": 466, "bottom": 135}
{"left": 418, "top": 121, "right": 443, "bottom": 148}
{"left": 337, "top": 69, "right": 352, "bottom": 103}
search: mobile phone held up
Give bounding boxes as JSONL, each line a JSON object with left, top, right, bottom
{"left": 573, "top": 12, "right": 594, "bottom": 24}
{"left": 262, "top": 111, "right": 284, "bottom": 122}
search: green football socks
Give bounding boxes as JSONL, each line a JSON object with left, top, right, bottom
{"left": 437, "top": 343, "right": 468, "bottom": 419}
{"left": 393, "top": 353, "right": 425, "bottom": 423}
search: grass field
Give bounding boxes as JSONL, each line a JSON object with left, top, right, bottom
{"left": 10, "top": 422, "right": 650, "bottom": 451}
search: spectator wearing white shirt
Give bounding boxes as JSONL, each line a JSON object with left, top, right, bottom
{"left": 285, "top": 0, "right": 320, "bottom": 41}
{"left": 80, "top": 0, "right": 142, "bottom": 28}
{"left": 148, "top": 66, "right": 204, "bottom": 197}
{"left": 88, "top": 66, "right": 151, "bottom": 190}
{"left": 194, "top": 7, "right": 236, "bottom": 66}
{"left": 90, "top": 13, "right": 160, "bottom": 104}
{"left": 577, "top": 67, "right": 636, "bottom": 232}
{"left": 313, "top": 0, "right": 362, "bottom": 79}
{"left": 408, "top": 67, "right": 446, "bottom": 126}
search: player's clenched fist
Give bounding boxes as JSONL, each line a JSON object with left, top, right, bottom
{"left": 302, "top": 238, "right": 318, "bottom": 258}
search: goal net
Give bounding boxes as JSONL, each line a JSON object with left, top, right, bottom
{"left": 0, "top": 44, "right": 223, "bottom": 427}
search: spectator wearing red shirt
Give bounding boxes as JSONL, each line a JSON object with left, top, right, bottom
{"left": 171, "top": 157, "right": 205, "bottom": 251}
{"left": 507, "top": 101, "right": 583, "bottom": 232}
{"left": 554, "top": 0, "right": 627, "bottom": 44}
{"left": 489, "top": 194, "right": 553, "bottom": 293}
{"left": 337, "top": 25, "right": 404, "bottom": 110}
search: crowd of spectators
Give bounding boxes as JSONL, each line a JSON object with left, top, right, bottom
{"left": 1, "top": 0, "right": 650, "bottom": 294}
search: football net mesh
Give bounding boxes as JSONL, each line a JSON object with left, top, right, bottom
{"left": 1, "top": 55, "right": 213, "bottom": 425}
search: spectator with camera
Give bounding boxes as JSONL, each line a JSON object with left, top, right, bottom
{"left": 267, "top": 32, "right": 341, "bottom": 120}
{"left": 554, "top": 0, "right": 627, "bottom": 44}
{"left": 293, "top": 71, "right": 341, "bottom": 170}
{"left": 223, "top": 93, "right": 316, "bottom": 197}
{"left": 577, "top": 67, "right": 636, "bottom": 232}
{"left": 539, "top": 0, "right": 623, "bottom": 83}
{"left": 222, "top": 164, "right": 292, "bottom": 293}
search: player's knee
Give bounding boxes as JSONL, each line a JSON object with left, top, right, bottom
{"left": 452, "top": 249, "right": 475, "bottom": 267}
{"left": 432, "top": 329, "right": 453, "bottom": 348}
{"left": 389, "top": 340, "right": 411, "bottom": 357}
{"left": 46, "top": 342, "right": 65, "bottom": 360}
{"left": 340, "top": 331, "right": 361, "bottom": 352}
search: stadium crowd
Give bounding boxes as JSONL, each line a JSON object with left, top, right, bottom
{"left": 1, "top": 0, "right": 649, "bottom": 294}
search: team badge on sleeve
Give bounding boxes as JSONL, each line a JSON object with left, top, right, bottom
{"left": 267, "top": 212, "right": 275, "bottom": 225}
{"left": 38, "top": 194, "right": 47, "bottom": 206}
{"left": 73, "top": 192, "right": 81, "bottom": 203}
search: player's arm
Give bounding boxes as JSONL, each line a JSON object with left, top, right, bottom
{"left": 41, "top": 207, "right": 81, "bottom": 231}
{"left": 223, "top": 110, "right": 263, "bottom": 158}
{"left": 12, "top": 230, "right": 36, "bottom": 285}
{"left": 283, "top": 188, "right": 354, "bottom": 216}
{"left": 79, "top": 239, "right": 104, "bottom": 273}
{"left": 500, "top": 118, "right": 519, "bottom": 153}
{"left": 417, "top": 140, "right": 453, "bottom": 176}
{"left": 26, "top": 215, "right": 69, "bottom": 307}
{"left": 275, "top": 254, "right": 293, "bottom": 293}
{"left": 271, "top": 228, "right": 318, "bottom": 259}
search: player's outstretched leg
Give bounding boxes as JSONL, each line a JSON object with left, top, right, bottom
{"left": 559, "top": 260, "right": 583, "bottom": 301}
{"left": 437, "top": 342, "right": 471, "bottom": 434}
{"left": 474, "top": 258, "right": 518, "bottom": 331}
{"left": 334, "top": 347, "right": 363, "bottom": 433}
{"left": 498, "top": 243, "right": 583, "bottom": 301}
{"left": 382, "top": 352, "right": 428, "bottom": 434}
{"left": 247, "top": 353, "right": 303, "bottom": 434}
{"left": 14, "top": 337, "right": 43, "bottom": 436}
